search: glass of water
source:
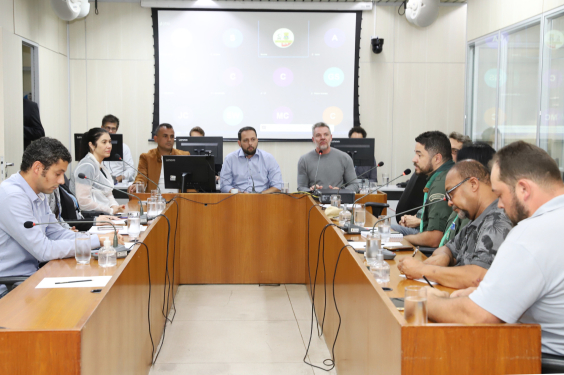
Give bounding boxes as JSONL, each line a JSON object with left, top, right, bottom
{"left": 377, "top": 215, "right": 391, "bottom": 243}
{"left": 369, "top": 181, "right": 379, "bottom": 193}
{"left": 157, "top": 197, "right": 166, "bottom": 214}
{"left": 353, "top": 204, "right": 366, "bottom": 227}
{"left": 151, "top": 189, "right": 159, "bottom": 198}
{"left": 282, "top": 182, "right": 290, "bottom": 194}
{"left": 330, "top": 194, "right": 341, "bottom": 208}
{"left": 359, "top": 179, "right": 369, "bottom": 194}
{"left": 75, "top": 232, "right": 91, "bottom": 265}
{"left": 404, "top": 286, "right": 428, "bottom": 325}
{"left": 128, "top": 211, "right": 141, "bottom": 241}
{"left": 382, "top": 173, "right": 390, "bottom": 187}
{"left": 147, "top": 197, "right": 158, "bottom": 219}
{"left": 134, "top": 182, "right": 146, "bottom": 194}
{"left": 365, "top": 231, "right": 381, "bottom": 267}
{"left": 338, "top": 208, "right": 351, "bottom": 226}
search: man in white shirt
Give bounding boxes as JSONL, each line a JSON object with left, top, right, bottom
{"left": 425, "top": 141, "right": 564, "bottom": 364}
{"left": 101, "top": 114, "right": 136, "bottom": 183}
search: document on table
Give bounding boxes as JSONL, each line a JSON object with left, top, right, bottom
{"left": 398, "top": 274, "right": 438, "bottom": 285}
{"left": 89, "top": 225, "right": 147, "bottom": 234}
{"left": 36, "top": 276, "right": 112, "bottom": 289}
{"left": 348, "top": 241, "right": 366, "bottom": 249}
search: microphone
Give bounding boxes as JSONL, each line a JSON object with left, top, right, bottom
{"left": 78, "top": 173, "right": 145, "bottom": 217}
{"left": 344, "top": 168, "right": 412, "bottom": 234}
{"left": 339, "top": 161, "right": 384, "bottom": 190}
{"left": 115, "top": 153, "right": 160, "bottom": 195}
{"left": 312, "top": 150, "right": 323, "bottom": 191}
{"left": 368, "top": 197, "right": 448, "bottom": 234}
{"left": 23, "top": 219, "right": 127, "bottom": 252}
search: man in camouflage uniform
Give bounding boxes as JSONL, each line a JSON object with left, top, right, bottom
{"left": 404, "top": 131, "right": 455, "bottom": 248}
{"left": 398, "top": 160, "right": 513, "bottom": 289}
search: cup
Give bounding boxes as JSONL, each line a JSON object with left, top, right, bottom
{"left": 147, "top": 197, "right": 158, "bottom": 219}
{"left": 365, "top": 231, "right": 381, "bottom": 267}
{"left": 382, "top": 173, "right": 390, "bottom": 187}
{"left": 282, "top": 182, "right": 290, "bottom": 194}
{"left": 404, "top": 286, "right": 428, "bottom": 325}
{"left": 369, "top": 181, "right": 378, "bottom": 193}
{"left": 330, "top": 194, "right": 341, "bottom": 208}
{"left": 338, "top": 208, "right": 351, "bottom": 227}
{"left": 128, "top": 211, "right": 141, "bottom": 241}
{"left": 157, "top": 197, "right": 166, "bottom": 214}
{"left": 353, "top": 204, "right": 366, "bottom": 227}
{"left": 134, "top": 182, "right": 146, "bottom": 194}
{"left": 359, "top": 179, "right": 369, "bottom": 194}
{"left": 151, "top": 189, "right": 158, "bottom": 198}
{"left": 377, "top": 215, "right": 391, "bottom": 243}
{"left": 75, "top": 232, "right": 91, "bottom": 265}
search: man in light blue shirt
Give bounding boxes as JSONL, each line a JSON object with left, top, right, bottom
{"left": 0, "top": 138, "right": 106, "bottom": 297}
{"left": 220, "top": 127, "right": 283, "bottom": 193}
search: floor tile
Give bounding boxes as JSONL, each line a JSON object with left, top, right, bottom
{"left": 288, "top": 289, "right": 315, "bottom": 321}
{"left": 296, "top": 320, "right": 333, "bottom": 365}
{"left": 173, "top": 289, "right": 295, "bottom": 321}
{"left": 155, "top": 320, "right": 307, "bottom": 364}
{"left": 150, "top": 363, "right": 315, "bottom": 375}
{"left": 285, "top": 284, "right": 307, "bottom": 291}
{"left": 178, "top": 284, "right": 283, "bottom": 291}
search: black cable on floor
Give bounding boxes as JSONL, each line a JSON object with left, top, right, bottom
{"left": 151, "top": 213, "right": 172, "bottom": 323}
{"left": 132, "top": 241, "right": 154, "bottom": 361}
{"left": 307, "top": 204, "right": 322, "bottom": 333}
{"left": 168, "top": 198, "right": 180, "bottom": 321}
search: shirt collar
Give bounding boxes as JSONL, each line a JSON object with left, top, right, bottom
{"left": 468, "top": 199, "right": 499, "bottom": 228}
{"left": 237, "top": 148, "right": 261, "bottom": 159}
{"left": 426, "top": 160, "right": 455, "bottom": 181}
{"left": 530, "top": 193, "right": 564, "bottom": 219}
{"left": 14, "top": 172, "right": 44, "bottom": 203}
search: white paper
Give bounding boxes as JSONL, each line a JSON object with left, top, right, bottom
{"left": 348, "top": 241, "right": 366, "bottom": 249}
{"left": 90, "top": 225, "right": 147, "bottom": 235}
{"left": 111, "top": 220, "right": 126, "bottom": 225}
{"left": 124, "top": 242, "right": 137, "bottom": 249}
{"left": 118, "top": 225, "right": 147, "bottom": 235}
{"left": 36, "top": 276, "right": 112, "bottom": 289}
{"left": 398, "top": 274, "right": 438, "bottom": 285}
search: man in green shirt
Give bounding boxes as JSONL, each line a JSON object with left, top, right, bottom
{"left": 404, "top": 131, "right": 454, "bottom": 248}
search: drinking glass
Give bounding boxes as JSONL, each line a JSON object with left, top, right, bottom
{"left": 365, "top": 231, "right": 381, "bottom": 267}
{"left": 353, "top": 204, "right": 366, "bottom": 227}
{"left": 75, "top": 232, "right": 91, "bottom": 265}
{"left": 404, "top": 286, "right": 428, "bottom": 325}
{"left": 157, "top": 197, "right": 166, "bottom": 214}
{"left": 377, "top": 215, "right": 391, "bottom": 243}
{"left": 151, "top": 189, "right": 158, "bottom": 198}
{"left": 134, "top": 182, "right": 146, "bottom": 194}
{"left": 338, "top": 208, "right": 351, "bottom": 227}
{"left": 369, "top": 181, "right": 379, "bottom": 193}
{"left": 330, "top": 194, "right": 341, "bottom": 208}
{"left": 128, "top": 211, "right": 141, "bottom": 241}
{"left": 382, "top": 173, "right": 390, "bottom": 186}
{"left": 359, "top": 179, "right": 369, "bottom": 194}
{"left": 147, "top": 197, "right": 158, "bottom": 219}
{"left": 282, "top": 182, "right": 290, "bottom": 194}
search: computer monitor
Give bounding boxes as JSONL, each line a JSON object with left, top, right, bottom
{"left": 162, "top": 155, "right": 217, "bottom": 193}
{"left": 330, "top": 138, "right": 375, "bottom": 167}
{"left": 74, "top": 133, "right": 123, "bottom": 162}
{"left": 176, "top": 137, "right": 223, "bottom": 173}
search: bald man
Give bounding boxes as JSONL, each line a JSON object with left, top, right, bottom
{"left": 397, "top": 160, "right": 513, "bottom": 289}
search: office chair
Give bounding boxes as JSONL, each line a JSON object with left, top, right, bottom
{"left": 0, "top": 276, "right": 28, "bottom": 293}
{"left": 542, "top": 353, "right": 564, "bottom": 374}
{"left": 365, "top": 202, "right": 389, "bottom": 218}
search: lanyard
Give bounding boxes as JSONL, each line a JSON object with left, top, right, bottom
{"left": 439, "top": 214, "right": 458, "bottom": 247}
{"left": 419, "top": 171, "right": 444, "bottom": 233}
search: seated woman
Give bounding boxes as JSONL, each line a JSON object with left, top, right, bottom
{"left": 70, "top": 128, "right": 125, "bottom": 215}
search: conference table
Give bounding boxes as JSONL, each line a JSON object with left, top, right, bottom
{"left": 0, "top": 193, "right": 541, "bottom": 374}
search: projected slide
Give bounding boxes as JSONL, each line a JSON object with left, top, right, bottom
{"left": 157, "top": 10, "right": 358, "bottom": 139}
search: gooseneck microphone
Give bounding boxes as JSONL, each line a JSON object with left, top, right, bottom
{"left": 369, "top": 197, "right": 448, "bottom": 234}
{"left": 78, "top": 173, "right": 145, "bottom": 216}
{"left": 115, "top": 153, "right": 161, "bottom": 195}
{"left": 247, "top": 158, "right": 256, "bottom": 193}
{"left": 312, "top": 149, "right": 323, "bottom": 191}
{"left": 339, "top": 161, "right": 384, "bottom": 190}
{"left": 23, "top": 220, "right": 127, "bottom": 252}
{"left": 354, "top": 168, "right": 411, "bottom": 204}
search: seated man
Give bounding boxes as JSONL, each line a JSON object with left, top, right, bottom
{"left": 0, "top": 138, "right": 113, "bottom": 297}
{"left": 349, "top": 126, "right": 378, "bottom": 182}
{"left": 298, "top": 122, "right": 359, "bottom": 192}
{"left": 190, "top": 126, "right": 205, "bottom": 137}
{"left": 425, "top": 141, "right": 564, "bottom": 361}
{"left": 397, "top": 160, "right": 512, "bottom": 289}
{"left": 404, "top": 131, "right": 454, "bottom": 248}
{"left": 220, "top": 127, "right": 283, "bottom": 193}
{"left": 128, "top": 123, "right": 190, "bottom": 194}
{"left": 100, "top": 114, "right": 136, "bottom": 183}
{"left": 448, "top": 131, "right": 471, "bottom": 162}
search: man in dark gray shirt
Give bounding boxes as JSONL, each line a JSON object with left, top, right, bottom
{"left": 398, "top": 160, "right": 512, "bottom": 289}
{"left": 297, "top": 122, "right": 359, "bottom": 192}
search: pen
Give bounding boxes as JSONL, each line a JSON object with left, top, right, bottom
{"left": 55, "top": 279, "right": 92, "bottom": 284}
{"left": 422, "top": 275, "right": 435, "bottom": 288}
{"left": 412, "top": 247, "right": 419, "bottom": 257}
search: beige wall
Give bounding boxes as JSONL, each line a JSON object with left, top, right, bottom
{"left": 67, "top": 3, "right": 466, "bottom": 187}
{"left": 468, "top": 0, "right": 564, "bottom": 41}
{"left": 0, "top": 0, "right": 68, "bottom": 178}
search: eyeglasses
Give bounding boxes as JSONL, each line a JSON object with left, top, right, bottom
{"left": 445, "top": 177, "right": 476, "bottom": 201}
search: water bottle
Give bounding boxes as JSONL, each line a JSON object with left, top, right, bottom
{"left": 98, "top": 238, "right": 117, "bottom": 267}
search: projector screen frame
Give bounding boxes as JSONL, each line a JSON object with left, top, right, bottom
{"left": 151, "top": 8, "right": 362, "bottom": 142}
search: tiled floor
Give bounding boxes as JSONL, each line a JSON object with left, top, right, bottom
{"left": 149, "top": 284, "right": 337, "bottom": 375}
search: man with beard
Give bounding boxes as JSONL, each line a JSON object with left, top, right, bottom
{"left": 424, "top": 142, "right": 564, "bottom": 369}
{"left": 404, "top": 131, "right": 455, "bottom": 247}
{"left": 297, "top": 122, "right": 359, "bottom": 192}
{"left": 220, "top": 126, "right": 283, "bottom": 194}
{"left": 397, "top": 160, "right": 512, "bottom": 289}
